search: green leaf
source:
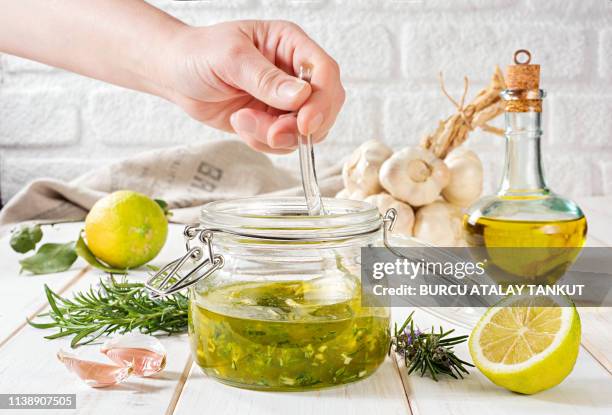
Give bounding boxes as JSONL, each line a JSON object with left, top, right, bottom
{"left": 155, "top": 199, "right": 173, "bottom": 218}
{"left": 26, "top": 318, "right": 58, "bottom": 329}
{"left": 44, "top": 284, "right": 65, "bottom": 321}
{"left": 75, "top": 233, "right": 127, "bottom": 274}
{"left": 19, "top": 242, "right": 77, "bottom": 275}
{"left": 10, "top": 224, "right": 43, "bottom": 253}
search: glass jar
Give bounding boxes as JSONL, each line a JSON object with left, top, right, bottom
{"left": 149, "top": 197, "right": 391, "bottom": 391}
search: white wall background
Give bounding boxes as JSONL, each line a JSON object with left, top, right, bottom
{"left": 0, "top": 0, "right": 611, "bottom": 205}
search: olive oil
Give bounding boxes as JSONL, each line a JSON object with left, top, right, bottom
{"left": 464, "top": 216, "right": 587, "bottom": 248}
{"left": 464, "top": 215, "right": 587, "bottom": 284}
{"left": 188, "top": 280, "right": 390, "bottom": 390}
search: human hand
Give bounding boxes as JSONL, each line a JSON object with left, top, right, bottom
{"left": 161, "top": 20, "right": 345, "bottom": 154}
{"left": 0, "top": 2, "right": 343, "bottom": 154}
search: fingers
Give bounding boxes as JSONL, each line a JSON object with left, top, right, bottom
{"left": 240, "top": 136, "right": 296, "bottom": 155}
{"left": 295, "top": 60, "right": 345, "bottom": 138}
{"left": 296, "top": 74, "right": 345, "bottom": 139}
{"left": 270, "top": 22, "right": 346, "bottom": 138}
{"left": 212, "top": 20, "right": 345, "bottom": 152}
{"left": 225, "top": 43, "right": 312, "bottom": 112}
{"left": 230, "top": 108, "right": 299, "bottom": 154}
{"left": 267, "top": 115, "right": 299, "bottom": 148}
{"left": 273, "top": 114, "right": 329, "bottom": 143}
{"left": 231, "top": 109, "right": 331, "bottom": 154}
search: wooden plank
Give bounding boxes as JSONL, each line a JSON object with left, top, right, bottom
{"left": 577, "top": 197, "right": 612, "bottom": 247}
{"left": 164, "top": 357, "right": 193, "bottom": 415}
{"left": 0, "top": 317, "right": 191, "bottom": 415}
{"left": 0, "top": 223, "right": 186, "bottom": 345}
{"left": 0, "top": 223, "right": 193, "bottom": 415}
{"left": 392, "top": 308, "right": 612, "bottom": 415}
{"left": 174, "top": 357, "right": 411, "bottom": 415}
{"left": 580, "top": 308, "right": 612, "bottom": 373}
{"left": 569, "top": 199, "right": 612, "bottom": 373}
{"left": 0, "top": 222, "right": 90, "bottom": 344}
{"left": 0, "top": 266, "right": 90, "bottom": 350}
{"left": 2, "top": 213, "right": 611, "bottom": 415}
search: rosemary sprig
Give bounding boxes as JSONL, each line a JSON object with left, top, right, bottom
{"left": 389, "top": 311, "right": 474, "bottom": 381}
{"left": 28, "top": 276, "right": 189, "bottom": 348}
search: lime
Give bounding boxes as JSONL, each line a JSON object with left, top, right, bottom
{"left": 85, "top": 190, "right": 168, "bottom": 269}
{"left": 468, "top": 295, "right": 580, "bottom": 394}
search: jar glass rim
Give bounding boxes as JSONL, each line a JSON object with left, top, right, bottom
{"left": 199, "top": 196, "right": 382, "bottom": 241}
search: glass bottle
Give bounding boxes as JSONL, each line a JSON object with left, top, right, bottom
{"left": 463, "top": 50, "right": 587, "bottom": 284}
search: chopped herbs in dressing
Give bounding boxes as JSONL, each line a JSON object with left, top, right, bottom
{"left": 189, "top": 280, "right": 390, "bottom": 390}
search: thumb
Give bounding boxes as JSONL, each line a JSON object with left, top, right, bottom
{"left": 229, "top": 45, "right": 311, "bottom": 111}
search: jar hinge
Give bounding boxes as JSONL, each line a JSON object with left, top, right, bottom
{"left": 382, "top": 208, "right": 397, "bottom": 248}
{"left": 145, "top": 225, "right": 225, "bottom": 298}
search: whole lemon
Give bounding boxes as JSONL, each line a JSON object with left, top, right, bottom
{"left": 85, "top": 190, "right": 168, "bottom": 269}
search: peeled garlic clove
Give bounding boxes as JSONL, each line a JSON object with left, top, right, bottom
{"left": 365, "top": 193, "right": 415, "bottom": 236}
{"left": 442, "top": 148, "right": 483, "bottom": 207}
{"left": 57, "top": 349, "right": 132, "bottom": 388}
{"left": 379, "top": 147, "right": 450, "bottom": 207}
{"left": 412, "top": 201, "right": 465, "bottom": 246}
{"left": 342, "top": 140, "right": 393, "bottom": 196}
{"left": 101, "top": 333, "right": 166, "bottom": 377}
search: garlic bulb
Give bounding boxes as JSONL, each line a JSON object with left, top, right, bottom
{"left": 350, "top": 189, "right": 369, "bottom": 201}
{"left": 379, "top": 147, "right": 450, "bottom": 207}
{"left": 335, "top": 188, "right": 351, "bottom": 199}
{"left": 442, "top": 148, "right": 483, "bottom": 207}
{"left": 342, "top": 140, "right": 393, "bottom": 196}
{"left": 413, "top": 201, "right": 465, "bottom": 246}
{"left": 336, "top": 187, "right": 369, "bottom": 201}
{"left": 364, "top": 193, "right": 414, "bottom": 236}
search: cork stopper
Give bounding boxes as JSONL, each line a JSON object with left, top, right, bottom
{"left": 506, "top": 49, "right": 540, "bottom": 90}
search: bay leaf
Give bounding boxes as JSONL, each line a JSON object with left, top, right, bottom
{"left": 20, "top": 242, "right": 77, "bottom": 275}
{"left": 10, "top": 224, "right": 43, "bottom": 253}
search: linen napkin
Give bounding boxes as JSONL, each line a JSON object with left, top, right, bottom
{"left": 0, "top": 139, "right": 343, "bottom": 235}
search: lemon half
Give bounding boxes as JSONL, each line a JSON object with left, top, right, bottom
{"left": 469, "top": 296, "right": 580, "bottom": 394}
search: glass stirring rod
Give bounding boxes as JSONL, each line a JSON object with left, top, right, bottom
{"left": 297, "top": 64, "right": 326, "bottom": 216}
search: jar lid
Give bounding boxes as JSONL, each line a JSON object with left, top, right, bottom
{"left": 199, "top": 196, "right": 382, "bottom": 242}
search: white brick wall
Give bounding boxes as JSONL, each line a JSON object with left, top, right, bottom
{"left": 1, "top": 0, "right": 611, "bottom": 205}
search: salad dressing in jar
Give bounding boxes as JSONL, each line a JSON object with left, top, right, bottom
{"left": 147, "top": 197, "right": 392, "bottom": 391}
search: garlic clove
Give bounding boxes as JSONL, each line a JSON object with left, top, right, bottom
{"left": 57, "top": 349, "right": 132, "bottom": 388}
{"left": 442, "top": 148, "right": 483, "bottom": 207}
{"left": 335, "top": 188, "right": 368, "bottom": 201}
{"left": 100, "top": 333, "right": 166, "bottom": 377}
{"left": 347, "top": 188, "right": 369, "bottom": 201}
{"left": 413, "top": 201, "right": 465, "bottom": 246}
{"left": 335, "top": 188, "right": 351, "bottom": 198}
{"left": 342, "top": 140, "right": 393, "bottom": 196}
{"left": 365, "top": 193, "right": 415, "bottom": 236}
{"left": 379, "top": 147, "right": 450, "bottom": 207}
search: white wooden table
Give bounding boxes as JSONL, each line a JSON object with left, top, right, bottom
{"left": 1, "top": 197, "right": 611, "bottom": 415}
